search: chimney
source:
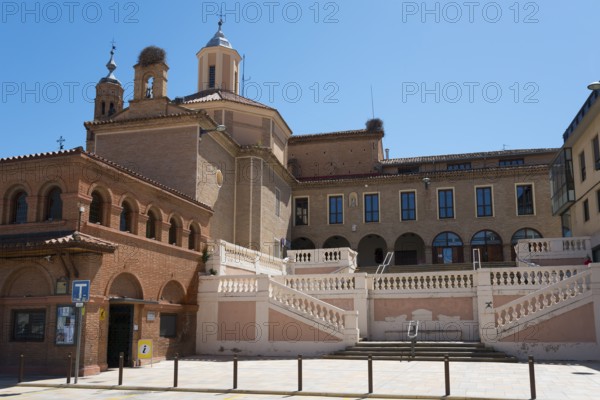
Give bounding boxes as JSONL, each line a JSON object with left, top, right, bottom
{"left": 385, "top": 149, "right": 390, "bottom": 160}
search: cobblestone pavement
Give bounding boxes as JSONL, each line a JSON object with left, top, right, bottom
{"left": 1, "top": 357, "right": 599, "bottom": 399}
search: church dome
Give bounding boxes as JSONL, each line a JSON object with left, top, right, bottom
{"left": 205, "top": 19, "right": 233, "bottom": 49}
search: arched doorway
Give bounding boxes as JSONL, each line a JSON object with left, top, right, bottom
{"left": 471, "top": 230, "right": 503, "bottom": 262}
{"left": 511, "top": 228, "right": 542, "bottom": 260}
{"left": 323, "top": 236, "right": 351, "bottom": 249}
{"left": 432, "top": 232, "right": 464, "bottom": 264}
{"left": 291, "top": 237, "right": 316, "bottom": 250}
{"left": 357, "top": 234, "right": 387, "bottom": 267}
{"left": 394, "top": 233, "right": 425, "bottom": 265}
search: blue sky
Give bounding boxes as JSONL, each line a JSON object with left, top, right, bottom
{"left": 1, "top": 0, "right": 599, "bottom": 159}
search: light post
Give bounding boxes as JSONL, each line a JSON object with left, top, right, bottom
{"left": 198, "top": 124, "right": 226, "bottom": 141}
{"left": 587, "top": 80, "right": 600, "bottom": 91}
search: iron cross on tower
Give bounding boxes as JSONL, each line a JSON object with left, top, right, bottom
{"left": 56, "top": 136, "right": 65, "bottom": 150}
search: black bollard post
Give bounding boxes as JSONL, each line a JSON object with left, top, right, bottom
{"left": 118, "top": 352, "right": 124, "bottom": 386}
{"left": 368, "top": 354, "right": 373, "bottom": 394}
{"left": 173, "top": 353, "right": 179, "bottom": 388}
{"left": 66, "top": 353, "right": 72, "bottom": 384}
{"left": 444, "top": 354, "right": 450, "bottom": 396}
{"left": 529, "top": 356, "right": 536, "bottom": 399}
{"left": 298, "top": 355, "right": 303, "bottom": 391}
{"left": 233, "top": 354, "right": 238, "bottom": 389}
{"left": 17, "top": 354, "right": 24, "bottom": 383}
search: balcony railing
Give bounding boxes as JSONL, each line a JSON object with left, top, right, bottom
{"left": 287, "top": 248, "right": 358, "bottom": 274}
{"left": 515, "top": 237, "right": 591, "bottom": 267}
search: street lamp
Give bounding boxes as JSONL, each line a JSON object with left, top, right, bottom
{"left": 199, "top": 124, "right": 226, "bottom": 140}
{"left": 587, "top": 80, "right": 600, "bottom": 91}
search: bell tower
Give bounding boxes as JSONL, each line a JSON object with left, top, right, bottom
{"left": 133, "top": 46, "right": 169, "bottom": 101}
{"left": 93, "top": 45, "right": 124, "bottom": 120}
{"left": 196, "top": 19, "right": 241, "bottom": 93}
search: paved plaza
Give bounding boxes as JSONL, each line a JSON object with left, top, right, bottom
{"left": 1, "top": 356, "right": 599, "bottom": 400}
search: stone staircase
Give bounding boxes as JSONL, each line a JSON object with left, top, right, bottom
{"left": 324, "top": 341, "right": 518, "bottom": 362}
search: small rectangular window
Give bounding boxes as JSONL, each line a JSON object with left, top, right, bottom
{"left": 499, "top": 159, "right": 524, "bottom": 167}
{"left": 328, "top": 195, "right": 343, "bottom": 224}
{"left": 476, "top": 187, "right": 493, "bottom": 217}
{"left": 160, "top": 314, "right": 177, "bottom": 338}
{"left": 516, "top": 184, "right": 534, "bottom": 215}
{"left": 438, "top": 189, "right": 454, "bottom": 219}
{"left": 397, "top": 165, "right": 420, "bottom": 174}
{"left": 401, "top": 191, "right": 416, "bottom": 221}
{"left": 593, "top": 135, "right": 600, "bottom": 170}
{"left": 584, "top": 199, "right": 590, "bottom": 222}
{"left": 209, "top": 65, "right": 216, "bottom": 88}
{"left": 579, "top": 151, "right": 586, "bottom": 182}
{"left": 275, "top": 188, "right": 281, "bottom": 217}
{"left": 597, "top": 189, "right": 600, "bottom": 213}
{"left": 13, "top": 310, "right": 46, "bottom": 342}
{"left": 294, "top": 197, "right": 308, "bottom": 226}
{"left": 56, "top": 306, "right": 76, "bottom": 345}
{"left": 364, "top": 193, "right": 379, "bottom": 223}
{"left": 447, "top": 162, "right": 471, "bottom": 171}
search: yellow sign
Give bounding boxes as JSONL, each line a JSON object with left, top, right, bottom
{"left": 99, "top": 308, "right": 106, "bottom": 321}
{"left": 138, "top": 339, "right": 153, "bottom": 359}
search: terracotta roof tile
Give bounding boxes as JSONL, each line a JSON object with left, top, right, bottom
{"left": 382, "top": 148, "right": 559, "bottom": 165}
{"left": 0, "top": 231, "right": 116, "bottom": 252}
{"left": 177, "top": 89, "right": 275, "bottom": 110}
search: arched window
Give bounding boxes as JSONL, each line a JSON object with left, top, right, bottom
{"left": 11, "top": 191, "right": 28, "bottom": 224}
{"left": 45, "top": 188, "right": 62, "bottom": 221}
{"left": 188, "top": 224, "right": 200, "bottom": 251}
{"left": 471, "top": 230, "right": 503, "bottom": 262}
{"left": 89, "top": 191, "right": 103, "bottom": 224}
{"left": 168, "top": 218, "right": 179, "bottom": 245}
{"left": 120, "top": 201, "right": 133, "bottom": 232}
{"left": 146, "top": 210, "right": 158, "bottom": 240}
{"left": 432, "top": 232, "right": 464, "bottom": 264}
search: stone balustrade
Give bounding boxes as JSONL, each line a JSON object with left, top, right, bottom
{"left": 206, "top": 239, "right": 287, "bottom": 275}
{"left": 490, "top": 266, "right": 581, "bottom": 288}
{"left": 495, "top": 269, "right": 592, "bottom": 331}
{"left": 287, "top": 248, "right": 358, "bottom": 274}
{"left": 269, "top": 280, "right": 354, "bottom": 332}
{"left": 515, "top": 237, "right": 591, "bottom": 267}
{"left": 371, "top": 271, "right": 474, "bottom": 291}
{"left": 276, "top": 274, "right": 358, "bottom": 292}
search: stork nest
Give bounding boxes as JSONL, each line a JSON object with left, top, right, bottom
{"left": 138, "top": 46, "right": 166, "bottom": 67}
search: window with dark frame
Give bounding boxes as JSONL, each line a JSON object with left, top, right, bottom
{"left": 295, "top": 198, "right": 309, "bottom": 226}
{"left": 160, "top": 314, "right": 177, "bottom": 338}
{"left": 13, "top": 309, "right": 46, "bottom": 342}
{"left": 188, "top": 225, "right": 199, "bottom": 251}
{"left": 364, "top": 193, "right": 379, "bottom": 223}
{"left": 168, "top": 218, "right": 178, "bottom": 245}
{"left": 146, "top": 211, "right": 157, "bottom": 239}
{"left": 401, "top": 191, "right": 416, "bottom": 221}
{"left": 499, "top": 159, "right": 524, "bottom": 167}
{"left": 328, "top": 196, "right": 343, "bottom": 224}
{"left": 209, "top": 65, "right": 216, "bottom": 88}
{"left": 119, "top": 202, "right": 133, "bottom": 232}
{"left": 579, "top": 151, "right": 586, "bottom": 182}
{"left": 476, "top": 187, "right": 493, "bottom": 217}
{"left": 438, "top": 189, "right": 454, "bottom": 219}
{"left": 516, "top": 184, "right": 534, "bottom": 215}
{"left": 46, "top": 188, "right": 63, "bottom": 221}
{"left": 584, "top": 199, "right": 590, "bottom": 222}
{"left": 89, "top": 191, "right": 103, "bottom": 224}
{"left": 597, "top": 189, "right": 600, "bottom": 214}
{"left": 11, "top": 191, "right": 28, "bottom": 224}
{"left": 447, "top": 162, "right": 471, "bottom": 171}
{"left": 275, "top": 188, "right": 281, "bottom": 217}
{"left": 593, "top": 135, "right": 600, "bottom": 170}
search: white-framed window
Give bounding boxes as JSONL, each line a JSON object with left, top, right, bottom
{"left": 294, "top": 197, "right": 309, "bottom": 226}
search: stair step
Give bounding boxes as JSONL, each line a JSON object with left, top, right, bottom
{"left": 325, "top": 341, "right": 516, "bottom": 363}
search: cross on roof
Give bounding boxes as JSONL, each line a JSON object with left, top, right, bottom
{"left": 57, "top": 136, "right": 65, "bottom": 150}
